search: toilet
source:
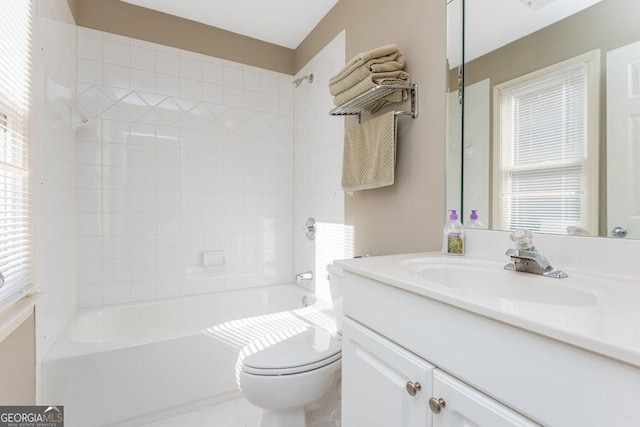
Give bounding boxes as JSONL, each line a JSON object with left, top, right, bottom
{"left": 236, "top": 264, "right": 345, "bottom": 427}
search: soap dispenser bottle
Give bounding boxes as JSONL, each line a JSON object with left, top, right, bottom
{"left": 467, "top": 210, "right": 483, "bottom": 229}
{"left": 443, "top": 209, "right": 464, "bottom": 255}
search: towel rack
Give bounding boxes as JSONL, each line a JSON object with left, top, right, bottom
{"left": 329, "top": 83, "right": 418, "bottom": 122}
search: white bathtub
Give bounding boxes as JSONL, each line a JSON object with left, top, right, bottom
{"left": 42, "top": 284, "right": 335, "bottom": 427}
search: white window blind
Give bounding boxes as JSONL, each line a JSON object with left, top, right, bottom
{"left": 0, "top": 0, "right": 33, "bottom": 305}
{"left": 494, "top": 52, "right": 599, "bottom": 235}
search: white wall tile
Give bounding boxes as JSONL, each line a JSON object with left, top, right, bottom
{"left": 203, "top": 62, "right": 223, "bottom": 84}
{"left": 127, "top": 210, "right": 155, "bottom": 234}
{"left": 78, "top": 35, "right": 102, "bottom": 61}
{"left": 223, "top": 66, "right": 243, "bottom": 89}
{"left": 103, "top": 143, "right": 129, "bottom": 167}
{"left": 156, "top": 73, "right": 179, "bottom": 97}
{"left": 77, "top": 214, "right": 102, "bottom": 237}
{"left": 75, "top": 28, "right": 297, "bottom": 309}
{"left": 78, "top": 284, "right": 102, "bottom": 308}
{"left": 77, "top": 59, "right": 101, "bottom": 85}
{"left": 103, "top": 212, "right": 130, "bottom": 235}
{"left": 131, "top": 69, "right": 155, "bottom": 93}
{"left": 103, "top": 189, "right": 130, "bottom": 212}
{"left": 202, "top": 83, "right": 224, "bottom": 104}
{"left": 243, "top": 71, "right": 261, "bottom": 92}
{"left": 77, "top": 189, "right": 102, "bottom": 213}
{"left": 179, "top": 78, "right": 202, "bottom": 101}
{"left": 103, "top": 166, "right": 129, "bottom": 189}
{"left": 130, "top": 145, "right": 156, "bottom": 169}
{"left": 180, "top": 56, "right": 202, "bottom": 80}
{"left": 261, "top": 75, "right": 279, "bottom": 96}
{"left": 102, "top": 63, "right": 130, "bottom": 89}
{"left": 76, "top": 165, "right": 102, "bottom": 189}
{"left": 103, "top": 235, "right": 130, "bottom": 259}
{"left": 224, "top": 87, "right": 243, "bottom": 107}
{"left": 78, "top": 259, "right": 103, "bottom": 285}
{"left": 76, "top": 141, "right": 102, "bottom": 165}
{"left": 156, "top": 148, "right": 180, "bottom": 170}
{"left": 156, "top": 52, "right": 179, "bottom": 76}
{"left": 102, "top": 282, "right": 130, "bottom": 305}
{"left": 131, "top": 46, "right": 155, "bottom": 72}
{"left": 103, "top": 40, "right": 130, "bottom": 67}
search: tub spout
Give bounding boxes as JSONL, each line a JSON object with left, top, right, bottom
{"left": 296, "top": 271, "right": 313, "bottom": 282}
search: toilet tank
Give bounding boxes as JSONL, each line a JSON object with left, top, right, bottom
{"left": 327, "top": 263, "right": 344, "bottom": 333}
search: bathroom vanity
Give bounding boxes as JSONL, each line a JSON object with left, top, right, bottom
{"left": 336, "top": 248, "right": 640, "bottom": 426}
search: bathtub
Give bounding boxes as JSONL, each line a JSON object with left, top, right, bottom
{"left": 42, "top": 283, "right": 336, "bottom": 427}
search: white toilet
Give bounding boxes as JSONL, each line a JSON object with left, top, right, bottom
{"left": 236, "top": 265, "right": 345, "bottom": 427}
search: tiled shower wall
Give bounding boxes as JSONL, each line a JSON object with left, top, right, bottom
{"left": 293, "top": 32, "right": 349, "bottom": 300}
{"left": 75, "top": 27, "right": 295, "bottom": 308}
{"left": 32, "top": 0, "right": 78, "bottom": 369}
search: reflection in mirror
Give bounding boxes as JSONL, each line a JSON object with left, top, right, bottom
{"left": 447, "top": 0, "right": 640, "bottom": 239}
{"left": 445, "top": 0, "right": 468, "bottom": 226}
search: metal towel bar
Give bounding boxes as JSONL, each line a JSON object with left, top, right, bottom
{"left": 329, "top": 83, "right": 418, "bottom": 122}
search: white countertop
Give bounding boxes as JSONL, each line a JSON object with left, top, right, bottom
{"left": 337, "top": 252, "right": 640, "bottom": 368}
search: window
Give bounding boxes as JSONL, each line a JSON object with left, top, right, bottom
{"left": 0, "top": 1, "right": 33, "bottom": 305}
{"left": 492, "top": 51, "right": 600, "bottom": 235}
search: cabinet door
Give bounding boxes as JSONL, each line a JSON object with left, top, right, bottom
{"left": 431, "top": 370, "right": 540, "bottom": 427}
{"left": 342, "top": 318, "right": 434, "bottom": 427}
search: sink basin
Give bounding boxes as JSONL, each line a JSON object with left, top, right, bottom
{"left": 409, "top": 262, "right": 598, "bottom": 306}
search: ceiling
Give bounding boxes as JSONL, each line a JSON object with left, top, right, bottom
{"left": 447, "top": 0, "right": 602, "bottom": 68}
{"left": 120, "top": 0, "right": 339, "bottom": 49}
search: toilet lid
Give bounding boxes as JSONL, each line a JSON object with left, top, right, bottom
{"left": 241, "top": 326, "right": 341, "bottom": 375}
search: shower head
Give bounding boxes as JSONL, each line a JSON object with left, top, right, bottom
{"left": 292, "top": 74, "right": 314, "bottom": 88}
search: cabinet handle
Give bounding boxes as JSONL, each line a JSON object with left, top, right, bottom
{"left": 406, "top": 381, "right": 422, "bottom": 396}
{"left": 429, "top": 397, "right": 446, "bottom": 414}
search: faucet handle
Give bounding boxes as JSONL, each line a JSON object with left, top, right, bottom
{"left": 509, "top": 229, "right": 533, "bottom": 250}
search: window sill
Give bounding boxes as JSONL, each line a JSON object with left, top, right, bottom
{"left": 0, "top": 292, "right": 39, "bottom": 343}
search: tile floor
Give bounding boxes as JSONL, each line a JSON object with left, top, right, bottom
{"left": 142, "top": 397, "right": 262, "bottom": 427}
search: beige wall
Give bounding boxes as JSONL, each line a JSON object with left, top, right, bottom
{"left": 66, "top": 0, "right": 77, "bottom": 20}
{"left": 0, "top": 313, "right": 35, "bottom": 405}
{"left": 295, "top": 0, "right": 447, "bottom": 255}
{"left": 70, "top": 0, "right": 294, "bottom": 75}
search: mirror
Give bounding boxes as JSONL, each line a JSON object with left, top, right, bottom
{"left": 446, "top": 0, "right": 640, "bottom": 239}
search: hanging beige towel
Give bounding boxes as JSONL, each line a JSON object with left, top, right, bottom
{"left": 333, "top": 70, "right": 410, "bottom": 112}
{"left": 329, "top": 48, "right": 405, "bottom": 96}
{"left": 342, "top": 111, "right": 397, "bottom": 191}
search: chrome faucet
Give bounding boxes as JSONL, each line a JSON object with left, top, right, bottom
{"left": 296, "top": 271, "right": 313, "bottom": 282}
{"left": 504, "top": 230, "right": 568, "bottom": 278}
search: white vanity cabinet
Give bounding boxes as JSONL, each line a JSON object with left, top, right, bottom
{"left": 339, "top": 265, "right": 640, "bottom": 426}
{"left": 343, "top": 317, "right": 538, "bottom": 427}
{"left": 342, "top": 318, "right": 434, "bottom": 427}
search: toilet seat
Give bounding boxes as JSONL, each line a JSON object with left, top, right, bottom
{"left": 240, "top": 326, "right": 342, "bottom": 376}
